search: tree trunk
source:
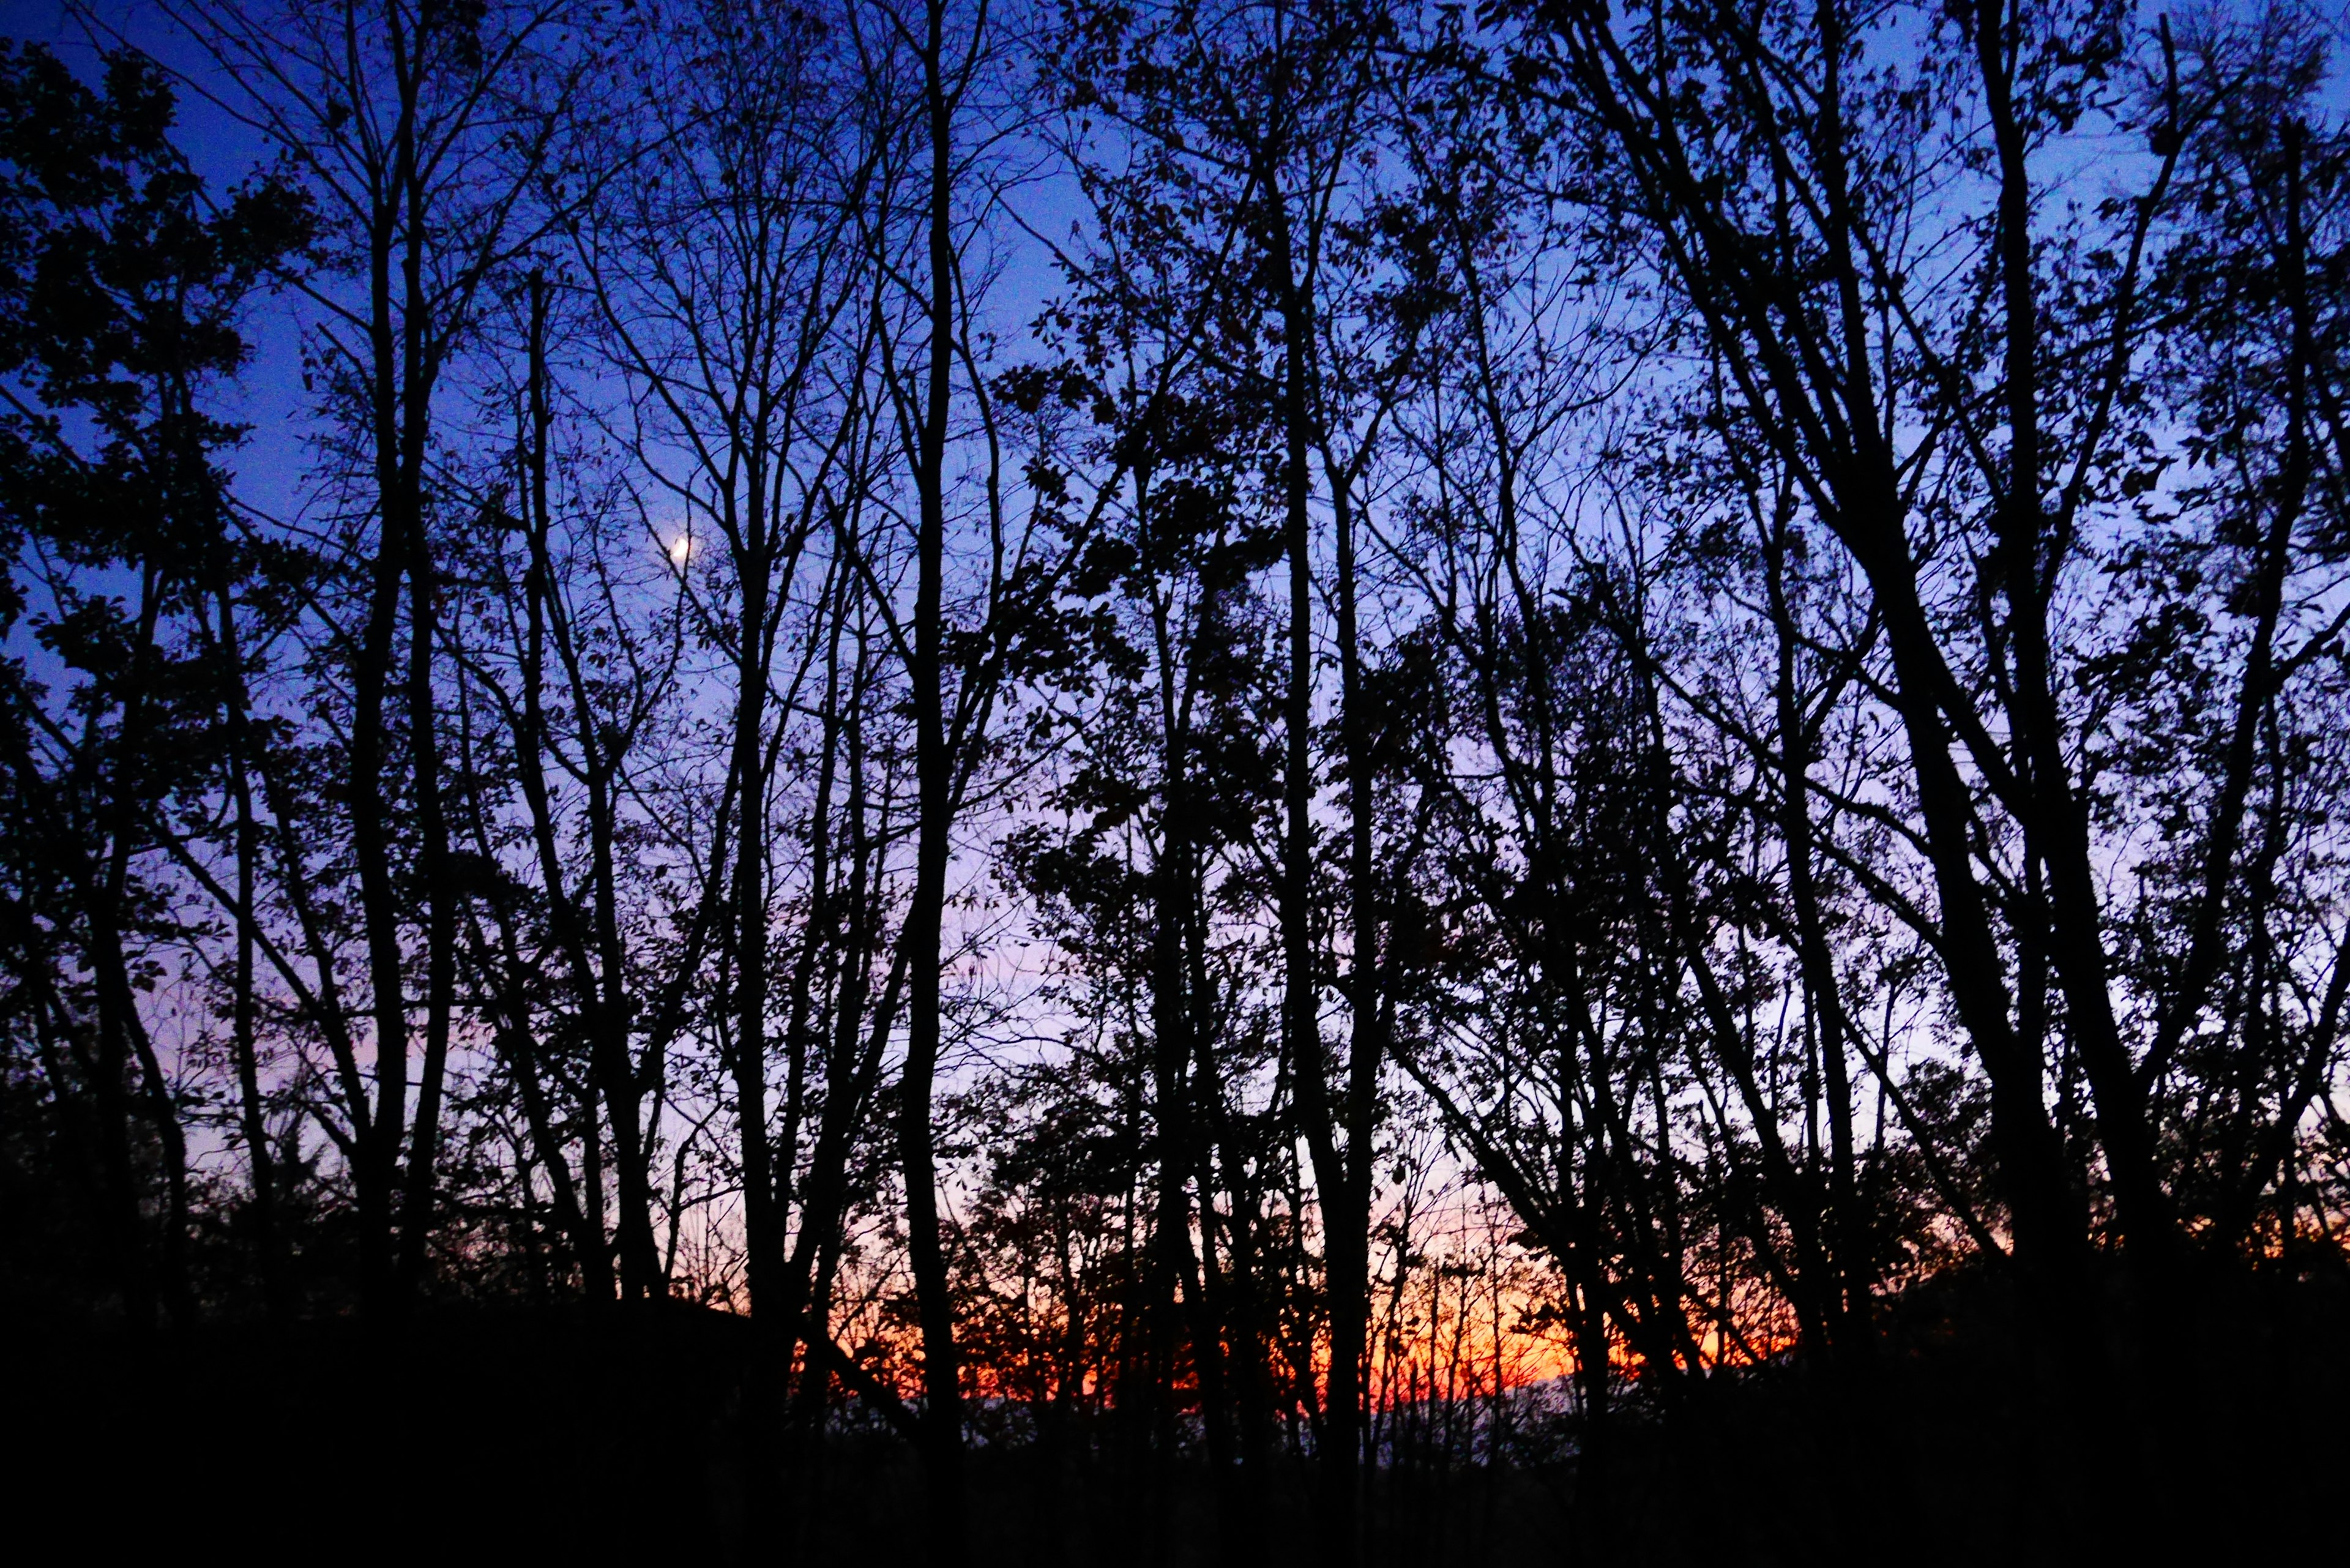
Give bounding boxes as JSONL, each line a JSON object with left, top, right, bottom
{"left": 902, "top": 3, "right": 967, "bottom": 1548}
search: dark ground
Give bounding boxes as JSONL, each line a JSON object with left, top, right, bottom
{"left": 5, "top": 1265, "right": 2344, "bottom": 1566}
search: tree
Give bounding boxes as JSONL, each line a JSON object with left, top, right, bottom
{"left": 0, "top": 40, "right": 310, "bottom": 1326}
{"left": 171, "top": 0, "right": 588, "bottom": 1309}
